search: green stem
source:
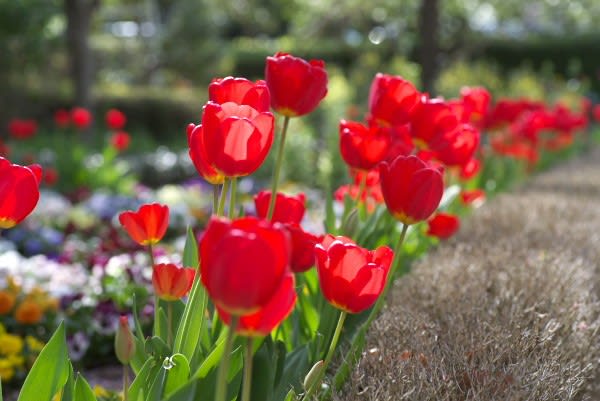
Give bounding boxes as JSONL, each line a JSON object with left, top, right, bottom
{"left": 228, "top": 177, "right": 238, "bottom": 219}
{"left": 303, "top": 311, "right": 347, "bottom": 401}
{"left": 217, "top": 178, "right": 230, "bottom": 217}
{"left": 123, "top": 364, "right": 129, "bottom": 401}
{"left": 215, "top": 317, "right": 238, "bottom": 401}
{"left": 213, "top": 184, "right": 220, "bottom": 215}
{"left": 167, "top": 302, "right": 173, "bottom": 348}
{"left": 241, "top": 337, "right": 254, "bottom": 401}
{"left": 149, "top": 244, "right": 160, "bottom": 336}
{"left": 267, "top": 116, "right": 291, "bottom": 220}
{"left": 356, "top": 171, "right": 368, "bottom": 219}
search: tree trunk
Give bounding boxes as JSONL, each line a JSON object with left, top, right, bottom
{"left": 65, "top": 0, "right": 100, "bottom": 108}
{"left": 418, "top": 0, "right": 439, "bottom": 94}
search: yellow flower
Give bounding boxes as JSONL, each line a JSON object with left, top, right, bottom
{"left": 0, "top": 323, "right": 6, "bottom": 336}
{"left": 93, "top": 385, "right": 111, "bottom": 397}
{"left": 7, "top": 354, "right": 24, "bottom": 367}
{"left": 25, "top": 335, "right": 45, "bottom": 353}
{"left": 0, "top": 358, "right": 15, "bottom": 381}
{"left": 0, "top": 333, "right": 24, "bottom": 355}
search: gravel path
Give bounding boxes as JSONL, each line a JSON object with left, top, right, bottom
{"left": 337, "top": 149, "right": 600, "bottom": 400}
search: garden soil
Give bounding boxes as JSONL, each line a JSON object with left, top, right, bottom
{"left": 336, "top": 148, "right": 600, "bottom": 401}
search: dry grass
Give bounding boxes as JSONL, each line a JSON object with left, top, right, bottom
{"left": 336, "top": 150, "right": 600, "bottom": 401}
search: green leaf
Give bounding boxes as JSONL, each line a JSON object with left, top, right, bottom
{"left": 147, "top": 363, "right": 168, "bottom": 401}
{"left": 128, "top": 358, "right": 158, "bottom": 401}
{"left": 324, "top": 189, "right": 336, "bottom": 234}
{"left": 273, "top": 345, "right": 311, "bottom": 401}
{"left": 193, "top": 329, "right": 228, "bottom": 379}
{"left": 18, "top": 322, "right": 70, "bottom": 401}
{"left": 59, "top": 363, "right": 75, "bottom": 401}
{"left": 174, "top": 228, "right": 209, "bottom": 368}
{"left": 164, "top": 354, "right": 191, "bottom": 398}
{"left": 73, "top": 374, "right": 97, "bottom": 401}
{"left": 248, "top": 338, "right": 277, "bottom": 401}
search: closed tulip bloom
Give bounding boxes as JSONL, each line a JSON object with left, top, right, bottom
{"left": 379, "top": 155, "right": 444, "bottom": 225}
{"left": 0, "top": 158, "right": 41, "bottom": 229}
{"left": 315, "top": 235, "right": 393, "bottom": 314}
{"left": 8, "top": 119, "right": 38, "bottom": 140}
{"left": 339, "top": 120, "right": 391, "bottom": 171}
{"left": 187, "top": 123, "right": 225, "bottom": 185}
{"left": 265, "top": 52, "right": 328, "bottom": 117}
{"left": 105, "top": 108, "right": 127, "bottom": 130}
{"left": 201, "top": 101, "right": 275, "bottom": 177}
{"left": 200, "top": 216, "right": 291, "bottom": 315}
{"left": 410, "top": 98, "right": 459, "bottom": 149}
{"left": 209, "top": 77, "right": 270, "bottom": 112}
{"left": 426, "top": 213, "right": 460, "bottom": 240}
{"left": 368, "top": 73, "right": 420, "bottom": 126}
{"left": 460, "top": 158, "right": 481, "bottom": 180}
{"left": 114, "top": 315, "right": 136, "bottom": 365}
{"left": 254, "top": 191, "right": 306, "bottom": 225}
{"left": 71, "top": 107, "right": 93, "bottom": 129}
{"left": 152, "top": 263, "right": 196, "bottom": 301}
{"left": 286, "top": 224, "right": 321, "bottom": 273}
{"left": 118, "top": 203, "right": 169, "bottom": 245}
{"left": 429, "top": 124, "right": 480, "bottom": 167}
{"left": 460, "top": 86, "right": 491, "bottom": 124}
{"left": 217, "top": 272, "right": 296, "bottom": 336}
{"left": 110, "top": 131, "right": 131, "bottom": 152}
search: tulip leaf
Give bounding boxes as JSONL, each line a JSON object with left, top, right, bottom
{"left": 145, "top": 336, "right": 171, "bottom": 360}
{"left": 164, "top": 354, "right": 191, "bottom": 398}
{"left": 247, "top": 337, "right": 279, "bottom": 401}
{"left": 162, "top": 380, "right": 198, "bottom": 401}
{"left": 173, "top": 228, "right": 209, "bottom": 368}
{"left": 324, "top": 189, "right": 336, "bottom": 234}
{"left": 273, "top": 345, "right": 311, "bottom": 401}
{"left": 59, "top": 362, "right": 75, "bottom": 401}
{"left": 18, "top": 322, "right": 70, "bottom": 401}
{"left": 128, "top": 358, "right": 158, "bottom": 401}
{"left": 284, "top": 388, "right": 298, "bottom": 401}
{"left": 73, "top": 374, "right": 97, "bottom": 401}
{"left": 193, "top": 329, "right": 228, "bottom": 379}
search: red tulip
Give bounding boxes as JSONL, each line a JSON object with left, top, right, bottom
{"left": 54, "top": 109, "right": 71, "bottom": 127}
{"left": 429, "top": 123, "right": 480, "bottom": 167}
{"left": 200, "top": 216, "right": 290, "bottom": 315}
{"left": 216, "top": 272, "right": 296, "bottom": 336}
{"left": 460, "top": 189, "right": 486, "bottom": 207}
{"left": 105, "top": 109, "right": 127, "bottom": 130}
{"left": 187, "top": 123, "right": 225, "bottom": 185}
{"left": 593, "top": 104, "right": 600, "bottom": 123}
{"left": 460, "top": 86, "right": 491, "bottom": 124}
{"left": 0, "top": 158, "right": 41, "bottom": 229}
{"left": 152, "top": 263, "right": 196, "bottom": 301}
{"left": 118, "top": 203, "right": 169, "bottom": 246}
{"left": 286, "top": 224, "right": 321, "bottom": 273}
{"left": 209, "top": 77, "right": 270, "bottom": 112}
{"left": 379, "top": 155, "right": 444, "bottom": 225}
{"left": 201, "top": 101, "right": 274, "bottom": 177}
{"left": 115, "top": 315, "right": 136, "bottom": 365}
{"left": 426, "top": 213, "right": 460, "bottom": 239}
{"left": 367, "top": 73, "right": 420, "bottom": 126}
{"left": 8, "top": 119, "right": 38, "bottom": 140}
{"left": 71, "top": 107, "right": 93, "bottom": 129}
{"left": 315, "top": 235, "right": 393, "bottom": 314}
{"left": 459, "top": 158, "right": 481, "bottom": 180}
{"left": 339, "top": 120, "right": 391, "bottom": 171}
{"left": 110, "top": 131, "right": 131, "bottom": 151}
{"left": 410, "top": 98, "right": 459, "bottom": 148}
{"left": 265, "top": 52, "right": 328, "bottom": 117}
{"left": 254, "top": 191, "right": 306, "bottom": 225}
{"left": 384, "top": 124, "right": 415, "bottom": 162}
{"left": 43, "top": 167, "right": 59, "bottom": 186}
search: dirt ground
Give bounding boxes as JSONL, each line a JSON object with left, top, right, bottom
{"left": 335, "top": 148, "right": 600, "bottom": 401}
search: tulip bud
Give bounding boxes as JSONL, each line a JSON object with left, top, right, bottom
{"left": 303, "top": 360, "right": 324, "bottom": 392}
{"left": 115, "top": 315, "right": 136, "bottom": 365}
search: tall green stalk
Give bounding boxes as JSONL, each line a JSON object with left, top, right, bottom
{"left": 228, "top": 177, "right": 238, "bottom": 219}
{"left": 241, "top": 337, "right": 254, "bottom": 401}
{"left": 217, "top": 178, "right": 231, "bottom": 217}
{"left": 214, "top": 318, "right": 238, "bottom": 401}
{"left": 267, "top": 116, "right": 291, "bottom": 220}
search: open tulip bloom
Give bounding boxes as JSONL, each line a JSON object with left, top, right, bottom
{"left": 0, "top": 157, "right": 41, "bottom": 229}
{"left": 118, "top": 203, "right": 169, "bottom": 246}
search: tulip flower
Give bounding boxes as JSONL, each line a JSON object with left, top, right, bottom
{"left": 200, "top": 101, "right": 275, "bottom": 177}
{"left": 114, "top": 315, "right": 136, "bottom": 365}
{"left": 265, "top": 52, "right": 328, "bottom": 117}
{"left": 460, "top": 189, "right": 486, "bottom": 207}
{"left": 71, "top": 107, "right": 93, "bottom": 130}
{"left": 460, "top": 86, "right": 491, "bottom": 124}
{"left": 410, "top": 98, "right": 460, "bottom": 149}
{"left": 429, "top": 123, "right": 480, "bottom": 167}
{"left": 339, "top": 120, "right": 391, "bottom": 171}
{"left": 187, "top": 123, "right": 225, "bottom": 185}
{"left": 110, "top": 131, "right": 131, "bottom": 152}
{"left": 200, "top": 216, "right": 290, "bottom": 315}
{"left": 460, "top": 158, "right": 481, "bottom": 180}
{"left": 254, "top": 191, "right": 306, "bottom": 225}
{"left": 286, "top": 224, "right": 321, "bottom": 273}
{"left": 152, "top": 263, "right": 196, "bottom": 301}
{"left": 209, "top": 77, "right": 270, "bottom": 112}
{"left": 216, "top": 272, "right": 296, "bottom": 337}
{"left": 54, "top": 109, "right": 71, "bottom": 127}
{"left": 314, "top": 235, "right": 393, "bottom": 314}
{"left": 426, "top": 213, "right": 460, "bottom": 240}
{"left": 8, "top": 119, "right": 38, "bottom": 140}
{"left": 379, "top": 155, "right": 444, "bottom": 225}
{"left": 118, "top": 203, "right": 169, "bottom": 246}
{"left": 0, "top": 158, "right": 42, "bottom": 229}
{"left": 367, "top": 73, "right": 420, "bottom": 126}
{"left": 105, "top": 108, "right": 127, "bottom": 130}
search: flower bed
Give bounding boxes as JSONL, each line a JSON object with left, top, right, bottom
{"left": 1, "top": 52, "right": 598, "bottom": 400}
